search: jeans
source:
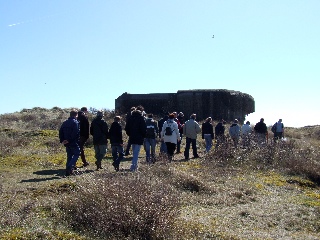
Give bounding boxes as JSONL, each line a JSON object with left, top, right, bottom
{"left": 184, "top": 137, "right": 198, "bottom": 159}
{"left": 204, "top": 134, "right": 213, "bottom": 152}
{"left": 144, "top": 138, "right": 156, "bottom": 163}
{"left": 66, "top": 145, "right": 80, "bottom": 173}
{"left": 130, "top": 144, "right": 142, "bottom": 171}
{"left": 94, "top": 144, "right": 107, "bottom": 164}
{"left": 112, "top": 145, "right": 124, "bottom": 167}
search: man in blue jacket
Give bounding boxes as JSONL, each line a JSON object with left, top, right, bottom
{"left": 59, "top": 110, "right": 80, "bottom": 176}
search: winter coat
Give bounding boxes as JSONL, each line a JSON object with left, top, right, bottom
{"left": 241, "top": 124, "right": 252, "bottom": 136}
{"left": 90, "top": 116, "right": 109, "bottom": 145}
{"left": 183, "top": 119, "right": 201, "bottom": 139}
{"left": 77, "top": 111, "right": 89, "bottom": 139}
{"left": 145, "top": 118, "right": 158, "bottom": 139}
{"left": 254, "top": 121, "right": 267, "bottom": 134}
{"left": 109, "top": 121, "right": 123, "bottom": 146}
{"left": 215, "top": 122, "right": 225, "bottom": 136}
{"left": 161, "top": 119, "right": 180, "bottom": 144}
{"left": 125, "top": 111, "right": 146, "bottom": 145}
{"left": 59, "top": 117, "right": 80, "bottom": 147}
{"left": 202, "top": 121, "right": 214, "bottom": 139}
{"left": 229, "top": 123, "right": 241, "bottom": 138}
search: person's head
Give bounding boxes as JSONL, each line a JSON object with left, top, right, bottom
{"left": 147, "top": 113, "right": 153, "bottom": 118}
{"left": 206, "top": 117, "right": 212, "bottom": 123}
{"left": 260, "top": 118, "right": 264, "bottom": 122}
{"left": 168, "top": 113, "right": 175, "bottom": 119}
{"left": 234, "top": 119, "right": 238, "bottom": 123}
{"left": 179, "top": 112, "right": 184, "bottom": 117}
{"left": 97, "top": 111, "right": 104, "bottom": 117}
{"left": 114, "top": 116, "right": 121, "bottom": 122}
{"left": 80, "top": 107, "right": 88, "bottom": 112}
{"left": 246, "top": 121, "right": 250, "bottom": 125}
{"left": 130, "top": 107, "right": 136, "bottom": 112}
{"left": 279, "top": 119, "right": 282, "bottom": 122}
{"left": 70, "top": 110, "right": 78, "bottom": 118}
{"left": 190, "top": 114, "right": 196, "bottom": 120}
{"left": 136, "top": 105, "right": 144, "bottom": 111}
{"left": 173, "top": 112, "right": 177, "bottom": 118}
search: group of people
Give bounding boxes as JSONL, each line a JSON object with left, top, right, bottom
{"left": 59, "top": 106, "right": 284, "bottom": 176}
{"left": 59, "top": 107, "right": 125, "bottom": 176}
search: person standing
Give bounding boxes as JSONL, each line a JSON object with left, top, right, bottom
{"left": 158, "top": 112, "right": 169, "bottom": 154}
{"left": 273, "top": 119, "right": 284, "bottom": 142}
{"left": 59, "top": 110, "right": 80, "bottom": 176}
{"left": 144, "top": 113, "right": 158, "bottom": 164}
{"left": 90, "top": 111, "right": 109, "bottom": 170}
{"left": 125, "top": 107, "right": 147, "bottom": 172}
{"left": 229, "top": 119, "right": 241, "bottom": 148}
{"left": 176, "top": 112, "right": 185, "bottom": 153}
{"left": 124, "top": 107, "right": 136, "bottom": 156}
{"left": 77, "top": 107, "right": 90, "bottom": 167}
{"left": 183, "top": 113, "right": 201, "bottom": 160}
{"left": 215, "top": 119, "right": 226, "bottom": 148}
{"left": 161, "top": 113, "right": 180, "bottom": 162}
{"left": 254, "top": 118, "right": 268, "bottom": 145}
{"left": 202, "top": 117, "right": 214, "bottom": 152}
{"left": 109, "top": 116, "right": 124, "bottom": 172}
{"left": 241, "top": 121, "right": 252, "bottom": 147}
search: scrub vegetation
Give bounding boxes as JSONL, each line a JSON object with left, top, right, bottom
{"left": 0, "top": 107, "right": 320, "bottom": 239}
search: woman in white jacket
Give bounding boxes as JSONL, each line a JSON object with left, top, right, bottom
{"left": 161, "top": 113, "right": 181, "bottom": 162}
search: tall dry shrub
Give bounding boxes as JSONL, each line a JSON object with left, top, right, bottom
{"left": 58, "top": 173, "right": 180, "bottom": 239}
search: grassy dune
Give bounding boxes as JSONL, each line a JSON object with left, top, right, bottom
{"left": 0, "top": 107, "right": 319, "bottom": 239}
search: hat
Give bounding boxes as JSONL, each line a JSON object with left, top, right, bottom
{"left": 97, "top": 111, "right": 103, "bottom": 117}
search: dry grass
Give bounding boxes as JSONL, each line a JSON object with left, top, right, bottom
{"left": 0, "top": 108, "right": 320, "bottom": 239}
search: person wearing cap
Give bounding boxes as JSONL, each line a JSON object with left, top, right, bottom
{"left": 125, "top": 107, "right": 147, "bottom": 172}
{"left": 176, "top": 112, "right": 185, "bottom": 153}
{"left": 90, "top": 111, "right": 109, "bottom": 170}
{"left": 59, "top": 109, "right": 80, "bottom": 176}
{"left": 241, "top": 121, "right": 252, "bottom": 147}
{"left": 202, "top": 117, "right": 214, "bottom": 152}
{"left": 183, "top": 113, "right": 201, "bottom": 160}
{"left": 229, "top": 119, "right": 241, "bottom": 148}
{"left": 77, "top": 107, "right": 90, "bottom": 167}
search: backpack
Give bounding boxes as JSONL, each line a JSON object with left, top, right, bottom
{"left": 271, "top": 123, "right": 277, "bottom": 133}
{"left": 165, "top": 122, "right": 173, "bottom": 136}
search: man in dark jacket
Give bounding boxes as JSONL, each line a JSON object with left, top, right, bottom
{"left": 125, "top": 108, "right": 146, "bottom": 171}
{"left": 176, "top": 112, "right": 185, "bottom": 153}
{"left": 77, "top": 107, "right": 90, "bottom": 167}
{"left": 202, "top": 117, "right": 214, "bottom": 152}
{"left": 109, "top": 116, "right": 124, "bottom": 171}
{"left": 254, "top": 118, "right": 268, "bottom": 145}
{"left": 59, "top": 110, "right": 80, "bottom": 176}
{"left": 215, "top": 120, "right": 226, "bottom": 148}
{"left": 90, "top": 111, "right": 109, "bottom": 170}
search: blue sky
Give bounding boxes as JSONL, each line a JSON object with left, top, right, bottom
{"left": 1, "top": 0, "right": 319, "bottom": 127}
